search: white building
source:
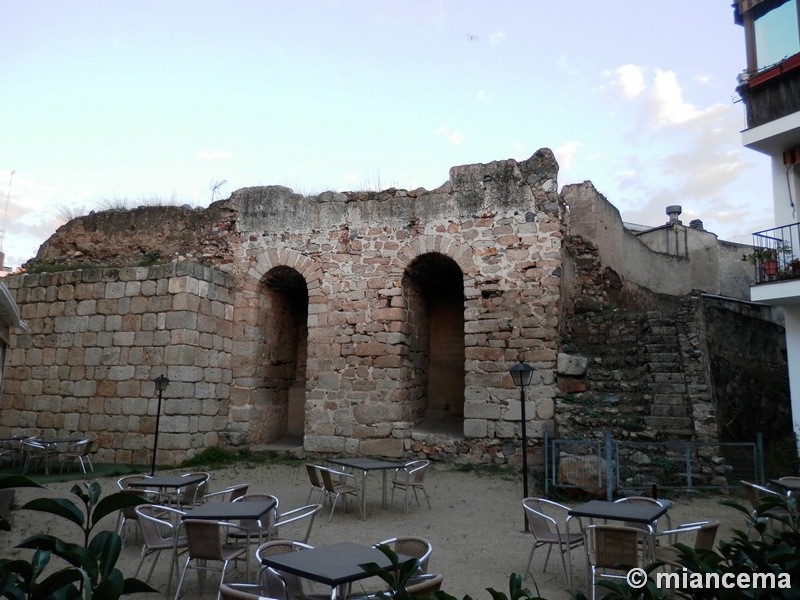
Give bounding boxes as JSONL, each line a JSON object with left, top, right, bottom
{"left": 735, "top": 0, "right": 800, "bottom": 448}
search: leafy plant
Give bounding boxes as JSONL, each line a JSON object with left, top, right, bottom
{"left": 0, "top": 476, "right": 157, "bottom": 600}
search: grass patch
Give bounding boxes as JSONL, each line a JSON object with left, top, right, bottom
{"left": 179, "top": 447, "right": 304, "bottom": 470}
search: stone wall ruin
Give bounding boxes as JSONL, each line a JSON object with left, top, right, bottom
{"left": 0, "top": 148, "right": 791, "bottom": 472}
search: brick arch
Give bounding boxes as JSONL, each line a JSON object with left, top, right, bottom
{"left": 395, "top": 235, "right": 479, "bottom": 277}
{"left": 245, "top": 248, "right": 324, "bottom": 293}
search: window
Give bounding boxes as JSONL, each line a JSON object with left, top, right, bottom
{"left": 754, "top": 0, "right": 800, "bottom": 70}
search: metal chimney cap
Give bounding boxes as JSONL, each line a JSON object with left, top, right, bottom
{"left": 666, "top": 205, "right": 682, "bottom": 222}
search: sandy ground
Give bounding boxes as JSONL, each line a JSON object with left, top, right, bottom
{"left": 0, "top": 462, "right": 750, "bottom": 600}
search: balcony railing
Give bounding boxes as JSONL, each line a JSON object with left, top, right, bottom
{"left": 751, "top": 223, "right": 800, "bottom": 284}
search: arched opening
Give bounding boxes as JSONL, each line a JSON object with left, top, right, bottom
{"left": 403, "top": 253, "right": 465, "bottom": 433}
{"left": 258, "top": 266, "right": 308, "bottom": 444}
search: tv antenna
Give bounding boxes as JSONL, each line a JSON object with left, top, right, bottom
{"left": 1, "top": 170, "right": 15, "bottom": 252}
{"left": 209, "top": 179, "right": 227, "bottom": 203}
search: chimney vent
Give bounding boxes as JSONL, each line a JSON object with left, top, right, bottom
{"left": 689, "top": 219, "right": 704, "bottom": 230}
{"left": 666, "top": 205, "right": 682, "bottom": 224}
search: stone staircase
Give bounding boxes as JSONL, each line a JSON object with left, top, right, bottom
{"left": 557, "top": 304, "right": 706, "bottom": 443}
{"left": 641, "top": 312, "right": 695, "bottom": 440}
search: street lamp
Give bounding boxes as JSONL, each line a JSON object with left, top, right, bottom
{"left": 509, "top": 359, "right": 535, "bottom": 530}
{"left": 150, "top": 374, "right": 170, "bottom": 476}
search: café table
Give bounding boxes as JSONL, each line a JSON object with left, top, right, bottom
{"left": 128, "top": 474, "right": 207, "bottom": 505}
{"left": 24, "top": 437, "right": 83, "bottom": 475}
{"left": 261, "top": 541, "right": 411, "bottom": 600}
{"left": 327, "top": 457, "right": 405, "bottom": 520}
{"left": 565, "top": 500, "right": 669, "bottom": 589}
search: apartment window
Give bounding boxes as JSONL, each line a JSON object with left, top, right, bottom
{"left": 753, "top": 0, "right": 800, "bottom": 69}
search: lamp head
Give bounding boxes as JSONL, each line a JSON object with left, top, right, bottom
{"left": 509, "top": 360, "right": 535, "bottom": 388}
{"left": 154, "top": 374, "right": 170, "bottom": 392}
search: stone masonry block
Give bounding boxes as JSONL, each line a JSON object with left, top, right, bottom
{"left": 464, "top": 419, "right": 488, "bottom": 438}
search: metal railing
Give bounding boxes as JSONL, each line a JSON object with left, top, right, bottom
{"left": 751, "top": 223, "right": 800, "bottom": 284}
{"left": 543, "top": 429, "right": 764, "bottom": 500}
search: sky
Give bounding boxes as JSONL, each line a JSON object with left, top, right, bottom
{"left": 0, "top": 0, "right": 773, "bottom": 270}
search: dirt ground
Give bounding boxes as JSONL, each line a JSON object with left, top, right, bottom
{"left": 0, "top": 462, "right": 751, "bottom": 600}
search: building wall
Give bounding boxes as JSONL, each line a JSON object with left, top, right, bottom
{"left": 0, "top": 263, "right": 234, "bottom": 465}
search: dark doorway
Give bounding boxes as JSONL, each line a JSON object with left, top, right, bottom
{"left": 258, "top": 266, "right": 308, "bottom": 443}
{"left": 403, "top": 253, "right": 465, "bottom": 431}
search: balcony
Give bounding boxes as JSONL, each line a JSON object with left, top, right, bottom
{"left": 750, "top": 223, "right": 800, "bottom": 285}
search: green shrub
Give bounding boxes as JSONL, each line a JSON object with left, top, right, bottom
{"left": 0, "top": 476, "right": 156, "bottom": 599}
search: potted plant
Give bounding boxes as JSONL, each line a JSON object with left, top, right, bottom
{"left": 747, "top": 247, "right": 779, "bottom": 276}
{"left": 788, "top": 258, "right": 800, "bottom": 276}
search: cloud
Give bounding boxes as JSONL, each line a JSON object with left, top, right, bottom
{"left": 197, "top": 149, "right": 234, "bottom": 160}
{"left": 489, "top": 31, "right": 505, "bottom": 45}
{"left": 434, "top": 126, "right": 463, "bottom": 146}
{"left": 609, "top": 64, "right": 646, "bottom": 99}
{"left": 554, "top": 141, "right": 581, "bottom": 173}
{"left": 647, "top": 70, "right": 726, "bottom": 128}
{"left": 476, "top": 90, "right": 492, "bottom": 103}
{"left": 343, "top": 173, "right": 358, "bottom": 184}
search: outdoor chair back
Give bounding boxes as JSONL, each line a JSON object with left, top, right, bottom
{"left": 318, "top": 466, "right": 362, "bottom": 521}
{"left": 134, "top": 504, "right": 188, "bottom": 593}
{"left": 305, "top": 464, "right": 326, "bottom": 504}
{"left": 269, "top": 503, "right": 323, "bottom": 543}
{"left": 174, "top": 472, "right": 211, "bottom": 507}
{"left": 613, "top": 496, "right": 671, "bottom": 532}
{"left": 391, "top": 460, "right": 431, "bottom": 514}
{"left": 175, "top": 519, "right": 249, "bottom": 600}
{"left": 406, "top": 573, "right": 444, "bottom": 598}
{"left": 374, "top": 536, "right": 432, "bottom": 573}
{"left": 521, "top": 497, "right": 584, "bottom": 587}
{"left": 587, "top": 524, "right": 643, "bottom": 600}
{"left": 228, "top": 493, "right": 280, "bottom": 545}
{"left": 654, "top": 520, "right": 719, "bottom": 569}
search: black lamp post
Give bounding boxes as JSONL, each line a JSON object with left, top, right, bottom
{"left": 150, "top": 374, "right": 170, "bottom": 476}
{"left": 509, "top": 359, "right": 535, "bottom": 530}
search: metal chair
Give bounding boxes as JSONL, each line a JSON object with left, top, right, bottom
{"left": 586, "top": 525, "right": 644, "bottom": 600}
{"left": 219, "top": 583, "right": 282, "bottom": 600}
{"left": 318, "top": 467, "right": 363, "bottom": 522}
{"left": 374, "top": 536, "right": 432, "bottom": 574}
{"left": 203, "top": 484, "right": 250, "bottom": 503}
{"left": 654, "top": 520, "right": 719, "bottom": 569}
{"left": 741, "top": 480, "right": 792, "bottom": 533}
{"left": 21, "top": 439, "right": 48, "bottom": 474}
{"left": 254, "top": 541, "right": 326, "bottom": 600}
{"left": 269, "top": 503, "right": 323, "bottom": 544}
{"left": 134, "top": 504, "right": 188, "bottom": 596}
{"left": 173, "top": 472, "right": 211, "bottom": 508}
{"left": 521, "top": 497, "right": 584, "bottom": 587}
{"left": 59, "top": 438, "right": 94, "bottom": 473}
{"left": 390, "top": 460, "right": 431, "bottom": 514}
{"left": 613, "top": 496, "right": 671, "bottom": 533}
{"left": 305, "top": 464, "right": 326, "bottom": 505}
{"left": 116, "top": 489, "right": 153, "bottom": 545}
{"left": 406, "top": 573, "right": 444, "bottom": 598}
{"left": 227, "top": 494, "right": 280, "bottom": 549}
{"left": 174, "top": 519, "right": 250, "bottom": 600}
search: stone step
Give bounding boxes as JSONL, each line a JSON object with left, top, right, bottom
{"left": 647, "top": 382, "right": 687, "bottom": 394}
{"left": 648, "top": 362, "right": 682, "bottom": 373}
{"left": 651, "top": 373, "right": 685, "bottom": 384}
{"left": 650, "top": 405, "right": 690, "bottom": 417}
{"left": 651, "top": 395, "right": 687, "bottom": 406}
{"left": 643, "top": 416, "right": 693, "bottom": 429}
{"left": 649, "top": 326, "right": 677, "bottom": 336}
{"left": 650, "top": 353, "right": 680, "bottom": 363}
